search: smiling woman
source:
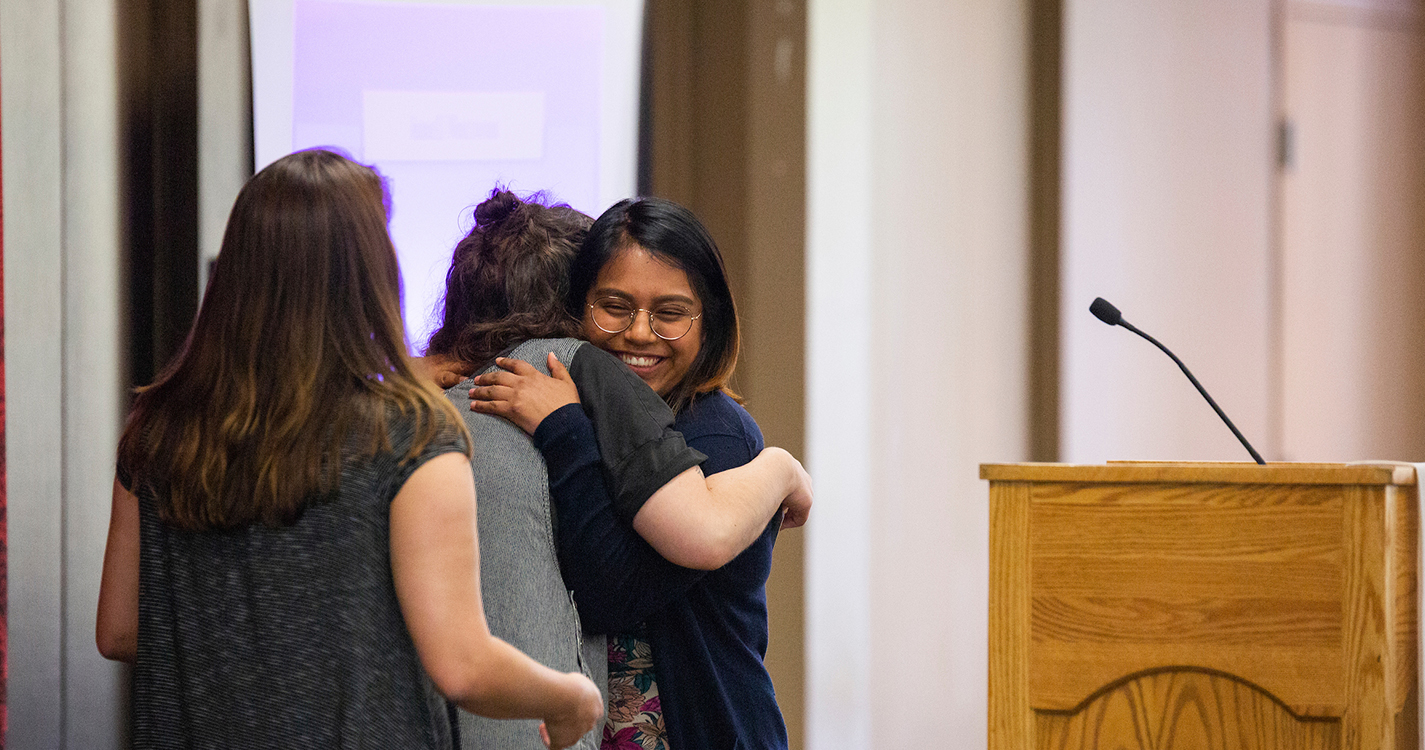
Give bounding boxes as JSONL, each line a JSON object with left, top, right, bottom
{"left": 475, "top": 196, "right": 796, "bottom": 749}
{"left": 568, "top": 198, "right": 742, "bottom": 414}
{"left": 582, "top": 246, "right": 704, "bottom": 397}
{"left": 424, "top": 189, "right": 811, "bottom": 750}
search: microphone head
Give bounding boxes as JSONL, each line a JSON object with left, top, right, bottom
{"left": 1090, "top": 297, "right": 1122, "bottom": 326}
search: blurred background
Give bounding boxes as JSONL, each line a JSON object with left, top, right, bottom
{"left": 4, "top": 0, "right": 1422, "bottom": 747}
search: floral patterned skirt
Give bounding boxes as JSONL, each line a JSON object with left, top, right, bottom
{"left": 601, "top": 631, "right": 668, "bottom": 750}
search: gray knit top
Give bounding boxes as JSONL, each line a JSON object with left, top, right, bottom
{"left": 449, "top": 338, "right": 705, "bottom": 750}
{"left": 450, "top": 338, "right": 606, "bottom": 750}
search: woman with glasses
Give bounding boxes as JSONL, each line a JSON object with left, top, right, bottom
{"left": 423, "top": 191, "right": 810, "bottom": 750}
{"left": 470, "top": 197, "right": 795, "bottom": 750}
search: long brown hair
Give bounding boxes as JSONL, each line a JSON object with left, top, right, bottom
{"left": 117, "top": 148, "right": 469, "bottom": 531}
{"left": 425, "top": 189, "right": 592, "bottom": 368}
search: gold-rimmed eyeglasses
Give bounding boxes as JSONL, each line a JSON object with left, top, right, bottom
{"left": 588, "top": 296, "right": 702, "bottom": 341}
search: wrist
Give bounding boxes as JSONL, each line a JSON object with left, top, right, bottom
{"left": 548, "top": 671, "right": 589, "bottom": 720}
{"left": 532, "top": 403, "right": 588, "bottom": 447}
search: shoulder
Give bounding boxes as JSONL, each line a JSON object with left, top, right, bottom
{"left": 504, "top": 338, "right": 585, "bottom": 371}
{"left": 567, "top": 345, "right": 664, "bottom": 410}
{"left": 567, "top": 340, "right": 622, "bottom": 372}
{"left": 342, "top": 399, "right": 469, "bottom": 501}
{"left": 675, "top": 391, "right": 763, "bottom": 449}
{"left": 384, "top": 399, "right": 468, "bottom": 457}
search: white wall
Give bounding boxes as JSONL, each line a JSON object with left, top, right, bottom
{"left": 2, "top": 1, "right": 66, "bottom": 742}
{"left": 808, "top": 0, "right": 1283, "bottom": 745}
{"left": 3, "top": 1, "right": 128, "bottom": 747}
{"left": 1060, "top": 0, "right": 1276, "bottom": 463}
{"left": 1280, "top": 1, "right": 1425, "bottom": 462}
{"left": 806, "top": 0, "right": 1031, "bottom": 745}
{"left": 199, "top": 0, "right": 254, "bottom": 293}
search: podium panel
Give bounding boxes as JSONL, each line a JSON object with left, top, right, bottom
{"left": 984, "top": 463, "right": 1419, "bottom": 750}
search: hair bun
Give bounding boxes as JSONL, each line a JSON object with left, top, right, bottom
{"left": 474, "top": 189, "right": 522, "bottom": 228}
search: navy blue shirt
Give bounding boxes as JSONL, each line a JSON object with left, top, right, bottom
{"left": 534, "top": 389, "right": 787, "bottom": 750}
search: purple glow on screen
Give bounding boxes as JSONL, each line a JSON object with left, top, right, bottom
{"left": 291, "top": 0, "right": 605, "bottom": 347}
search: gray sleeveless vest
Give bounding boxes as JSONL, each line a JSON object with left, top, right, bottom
{"left": 446, "top": 338, "right": 606, "bottom": 750}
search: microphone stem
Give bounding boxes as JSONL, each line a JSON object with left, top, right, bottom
{"left": 1119, "top": 320, "right": 1267, "bottom": 466}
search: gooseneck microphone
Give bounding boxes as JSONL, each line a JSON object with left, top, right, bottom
{"left": 1089, "top": 297, "right": 1266, "bottom": 465}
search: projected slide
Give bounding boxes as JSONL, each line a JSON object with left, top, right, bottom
{"left": 251, "top": 0, "right": 644, "bottom": 347}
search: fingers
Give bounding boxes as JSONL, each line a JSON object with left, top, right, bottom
{"left": 413, "top": 354, "right": 476, "bottom": 388}
{"left": 547, "top": 353, "right": 574, "bottom": 384}
{"left": 468, "top": 383, "right": 516, "bottom": 402}
{"left": 777, "top": 457, "right": 813, "bottom": 530}
{"left": 430, "top": 355, "right": 477, "bottom": 377}
{"left": 469, "top": 398, "right": 513, "bottom": 417}
{"left": 468, "top": 384, "right": 517, "bottom": 419}
{"left": 780, "top": 505, "right": 808, "bottom": 529}
{"left": 539, "top": 723, "right": 551, "bottom": 749}
{"left": 472, "top": 370, "right": 519, "bottom": 388}
{"left": 475, "top": 357, "right": 560, "bottom": 388}
{"left": 494, "top": 357, "right": 539, "bottom": 376}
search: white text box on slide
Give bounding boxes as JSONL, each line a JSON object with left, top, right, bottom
{"left": 362, "top": 90, "right": 546, "bottom": 162}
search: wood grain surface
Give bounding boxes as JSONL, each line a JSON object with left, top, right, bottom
{"left": 1341, "top": 485, "right": 1392, "bottom": 748}
{"left": 1028, "top": 481, "right": 1346, "bottom": 715}
{"left": 982, "top": 462, "right": 1416, "bottom": 487}
{"left": 991, "top": 481, "right": 1034, "bottom": 750}
{"left": 986, "top": 462, "right": 1420, "bottom": 749}
{"left": 1034, "top": 670, "right": 1340, "bottom": 750}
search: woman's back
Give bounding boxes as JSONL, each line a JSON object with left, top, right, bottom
{"left": 132, "top": 409, "right": 467, "bottom": 750}
{"left": 445, "top": 338, "right": 605, "bottom": 750}
{"left": 101, "top": 150, "right": 602, "bottom": 750}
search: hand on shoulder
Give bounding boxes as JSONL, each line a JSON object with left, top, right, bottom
{"left": 412, "top": 354, "right": 476, "bottom": 389}
{"left": 469, "top": 353, "right": 581, "bottom": 434}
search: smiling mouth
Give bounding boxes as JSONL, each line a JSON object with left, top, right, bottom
{"left": 618, "top": 353, "right": 664, "bottom": 369}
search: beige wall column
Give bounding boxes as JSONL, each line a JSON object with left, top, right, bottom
{"left": 3, "top": 0, "right": 128, "bottom": 747}
{"left": 642, "top": 0, "right": 810, "bottom": 745}
{"left": 2, "top": 0, "right": 67, "bottom": 739}
{"left": 198, "top": 0, "right": 253, "bottom": 292}
{"left": 807, "top": 0, "right": 1033, "bottom": 745}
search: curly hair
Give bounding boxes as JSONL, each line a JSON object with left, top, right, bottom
{"left": 425, "top": 189, "right": 593, "bottom": 369}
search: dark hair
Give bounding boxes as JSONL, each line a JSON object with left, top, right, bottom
{"left": 117, "top": 148, "right": 469, "bottom": 531}
{"left": 569, "top": 197, "right": 740, "bottom": 413}
{"left": 426, "top": 190, "right": 593, "bottom": 368}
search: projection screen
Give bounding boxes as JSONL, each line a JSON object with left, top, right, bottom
{"left": 250, "top": 0, "right": 644, "bottom": 347}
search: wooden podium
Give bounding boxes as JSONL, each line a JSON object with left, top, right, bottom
{"left": 983, "top": 462, "right": 1420, "bottom": 750}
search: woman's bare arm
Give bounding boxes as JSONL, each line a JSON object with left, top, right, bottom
{"left": 473, "top": 355, "right": 813, "bottom": 570}
{"left": 389, "top": 452, "right": 602, "bottom": 749}
{"left": 631, "top": 447, "right": 811, "bottom": 570}
{"left": 97, "top": 476, "right": 140, "bottom": 663}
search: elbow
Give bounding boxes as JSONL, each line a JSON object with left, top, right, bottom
{"left": 656, "top": 530, "right": 738, "bottom": 571}
{"left": 427, "top": 660, "right": 481, "bottom": 707}
{"left": 96, "top": 626, "right": 136, "bottom": 664}
{"left": 426, "top": 654, "right": 507, "bottom": 717}
{"left": 633, "top": 480, "right": 747, "bottom": 570}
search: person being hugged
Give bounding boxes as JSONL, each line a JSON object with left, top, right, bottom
{"left": 95, "top": 149, "right": 602, "bottom": 750}
{"left": 472, "top": 197, "right": 799, "bottom": 750}
{"left": 423, "top": 189, "right": 811, "bottom": 750}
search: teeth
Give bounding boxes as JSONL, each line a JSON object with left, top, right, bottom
{"left": 621, "top": 354, "right": 661, "bottom": 368}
